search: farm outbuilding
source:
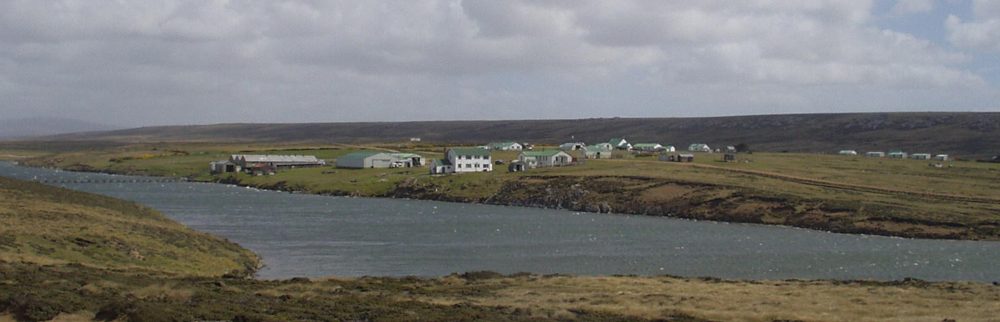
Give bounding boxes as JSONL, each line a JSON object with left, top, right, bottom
{"left": 337, "top": 152, "right": 425, "bottom": 169}
{"left": 429, "top": 159, "right": 453, "bottom": 174}
{"left": 336, "top": 152, "right": 397, "bottom": 169}
{"left": 230, "top": 154, "right": 325, "bottom": 169}
{"left": 633, "top": 143, "right": 664, "bottom": 152}
{"left": 559, "top": 142, "right": 586, "bottom": 151}
{"left": 910, "top": 153, "right": 932, "bottom": 160}
{"left": 888, "top": 150, "right": 908, "bottom": 158}
{"left": 519, "top": 150, "right": 574, "bottom": 168}
{"left": 580, "top": 145, "right": 612, "bottom": 159}
{"left": 659, "top": 154, "right": 695, "bottom": 162}
{"left": 688, "top": 144, "right": 711, "bottom": 152}
{"left": 838, "top": 150, "right": 858, "bottom": 156}
{"left": 865, "top": 151, "right": 885, "bottom": 157}
{"left": 609, "top": 138, "right": 632, "bottom": 150}
{"left": 209, "top": 160, "right": 239, "bottom": 174}
{"left": 935, "top": 154, "right": 949, "bottom": 161}
{"left": 486, "top": 142, "right": 523, "bottom": 151}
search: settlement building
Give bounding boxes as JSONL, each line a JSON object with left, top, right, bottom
{"left": 446, "top": 147, "right": 492, "bottom": 173}
{"left": 559, "top": 142, "right": 587, "bottom": 151}
{"left": 688, "top": 144, "right": 711, "bottom": 152}
{"left": 210, "top": 160, "right": 238, "bottom": 174}
{"left": 230, "top": 154, "right": 325, "bottom": 169}
{"left": 595, "top": 142, "right": 613, "bottom": 150}
{"left": 662, "top": 145, "right": 676, "bottom": 152}
{"left": 336, "top": 152, "right": 425, "bottom": 169}
{"left": 910, "top": 153, "right": 932, "bottom": 160}
{"left": 429, "top": 159, "right": 453, "bottom": 174}
{"left": 632, "top": 143, "right": 664, "bottom": 152}
{"left": 580, "top": 145, "right": 612, "bottom": 159}
{"left": 839, "top": 150, "right": 858, "bottom": 156}
{"left": 485, "top": 142, "right": 524, "bottom": 151}
{"left": 609, "top": 138, "right": 632, "bottom": 150}
{"left": 935, "top": 154, "right": 949, "bottom": 161}
{"left": 659, "top": 154, "right": 695, "bottom": 162}
{"left": 865, "top": 151, "right": 885, "bottom": 157}
{"left": 519, "top": 150, "right": 574, "bottom": 168}
{"left": 888, "top": 150, "right": 908, "bottom": 159}
{"left": 336, "top": 152, "right": 397, "bottom": 169}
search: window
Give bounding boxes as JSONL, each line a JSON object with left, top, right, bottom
{"left": 475, "top": 163, "right": 480, "bottom": 168}
{"left": 466, "top": 164, "right": 472, "bottom": 168}
{"left": 466, "top": 155, "right": 471, "bottom": 160}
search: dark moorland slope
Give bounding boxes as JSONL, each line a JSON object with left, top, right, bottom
{"left": 37, "top": 112, "right": 1000, "bottom": 157}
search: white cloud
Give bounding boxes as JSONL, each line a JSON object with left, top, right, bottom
{"left": 0, "top": 0, "right": 992, "bottom": 125}
{"left": 891, "top": 0, "right": 933, "bottom": 16}
{"left": 946, "top": 0, "right": 1000, "bottom": 52}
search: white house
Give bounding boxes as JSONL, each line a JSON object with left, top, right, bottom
{"left": 429, "top": 158, "right": 453, "bottom": 174}
{"left": 632, "top": 143, "right": 664, "bottom": 152}
{"left": 865, "top": 151, "right": 885, "bottom": 157}
{"left": 595, "top": 142, "right": 613, "bottom": 150}
{"left": 442, "top": 147, "right": 492, "bottom": 173}
{"left": 688, "top": 144, "right": 711, "bottom": 152}
{"left": 580, "top": 145, "right": 612, "bottom": 159}
{"left": 486, "top": 142, "right": 523, "bottom": 151}
{"left": 609, "top": 138, "right": 632, "bottom": 150}
{"left": 935, "top": 154, "right": 949, "bottom": 161}
{"left": 888, "top": 150, "right": 908, "bottom": 158}
{"left": 559, "top": 142, "right": 587, "bottom": 151}
{"left": 662, "top": 145, "right": 676, "bottom": 152}
{"left": 519, "top": 150, "right": 574, "bottom": 168}
{"left": 910, "top": 153, "right": 932, "bottom": 160}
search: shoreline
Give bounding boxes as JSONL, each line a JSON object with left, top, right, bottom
{"left": 6, "top": 160, "right": 998, "bottom": 243}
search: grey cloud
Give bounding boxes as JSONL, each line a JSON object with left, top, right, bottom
{"left": 0, "top": 0, "right": 995, "bottom": 127}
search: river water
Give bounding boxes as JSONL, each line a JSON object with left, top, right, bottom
{"left": 1, "top": 162, "right": 997, "bottom": 282}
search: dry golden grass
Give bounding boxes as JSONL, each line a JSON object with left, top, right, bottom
{"left": 408, "top": 275, "right": 1000, "bottom": 322}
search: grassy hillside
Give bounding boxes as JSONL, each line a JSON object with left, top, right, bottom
{"left": 26, "top": 112, "right": 1000, "bottom": 157}
{"left": 0, "top": 176, "right": 259, "bottom": 277}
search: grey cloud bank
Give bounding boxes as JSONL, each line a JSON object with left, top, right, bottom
{"left": 1, "top": 0, "right": 997, "bottom": 127}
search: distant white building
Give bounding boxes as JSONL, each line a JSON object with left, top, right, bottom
{"left": 688, "top": 144, "right": 711, "bottom": 152}
{"left": 838, "top": 150, "right": 858, "bottom": 156}
{"left": 662, "top": 145, "right": 676, "bottom": 152}
{"left": 910, "top": 153, "right": 932, "bottom": 160}
{"left": 230, "top": 154, "right": 325, "bottom": 169}
{"left": 632, "top": 143, "right": 664, "bottom": 152}
{"left": 935, "top": 154, "right": 949, "bottom": 161}
{"left": 609, "top": 138, "right": 632, "bottom": 150}
{"left": 432, "top": 147, "right": 492, "bottom": 174}
{"left": 559, "top": 142, "right": 587, "bottom": 151}
{"left": 485, "top": 142, "right": 523, "bottom": 151}
{"left": 580, "top": 145, "right": 612, "bottom": 159}
{"left": 888, "top": 150, "right": 908, "bottom": 158}
{"left": 865, "top": 151, "right": 885, "bottom": 157}
{"left": 519, "top": 150, "right": 574, "bottom": 168}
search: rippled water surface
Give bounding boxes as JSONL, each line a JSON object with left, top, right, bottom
{"left": 2, "top": 162, "right": 997, "bottom": 282}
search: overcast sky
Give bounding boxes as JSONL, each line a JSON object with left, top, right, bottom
{"left": 1, "top": 0, "right": 998, "bottom": 127}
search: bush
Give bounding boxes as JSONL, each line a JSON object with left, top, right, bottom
{"left": 2, "top": 295, "right": 64, "bottom": 322}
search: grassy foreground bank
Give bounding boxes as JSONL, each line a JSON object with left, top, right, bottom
{"left": 8, "top": 141, "right": 1000, "bottom": 241}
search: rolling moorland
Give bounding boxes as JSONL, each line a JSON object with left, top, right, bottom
{"left": 1, "top": 176, "right": 999, "bottom": 322}
{"left": 34, "top": 112, "right": 1000, "bottom": 157}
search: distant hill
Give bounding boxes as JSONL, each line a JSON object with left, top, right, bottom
{"left": 38, "top": 112, "right": 1000, "bottom": 157}
{"left": 0, "top": 116, "right": 119, "bottom": 139}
